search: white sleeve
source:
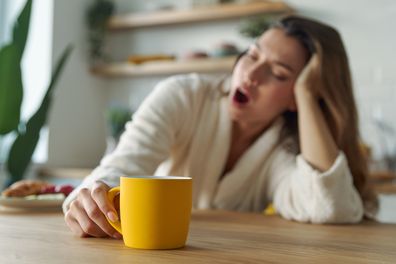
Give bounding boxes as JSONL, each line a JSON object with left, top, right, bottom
{"left": 270, "top": 151, "right": 364, "bottom": 224}
{"left": 62, "top": 76, "right": 192, "bottom": 213}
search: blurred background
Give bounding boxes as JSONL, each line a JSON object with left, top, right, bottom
{"left": 0, "top": 1, "right": 395, "bottom": 204}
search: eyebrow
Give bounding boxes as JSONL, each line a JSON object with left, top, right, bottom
{"left": 253, "top": 42, "right": 295, "bottom": 73}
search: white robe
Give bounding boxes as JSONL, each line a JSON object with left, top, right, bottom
{"left": 63, "top": 74, "right": 364, "bottom": 223}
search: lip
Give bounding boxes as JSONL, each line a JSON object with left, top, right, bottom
{"left": 232, "top": 87, "right": 250, "bottom": 107}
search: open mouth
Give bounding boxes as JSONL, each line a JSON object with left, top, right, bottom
{"left": 233, "top": 89, "right": 250, "bottom": 104}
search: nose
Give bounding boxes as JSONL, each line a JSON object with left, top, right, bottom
{"left": 244, "top": 63, "right": 263, "bottom": 89}
{"left": 242, "top": 78, "right": 258, "bottom": 91}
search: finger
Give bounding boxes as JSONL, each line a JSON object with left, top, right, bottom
{"left": 70, "top": 198, "right": 108, "bottom": 238}
{"left": 64, "top": 211, "right": 87, "bottom": 238}
{"left": 90, "top": 182, "right": 119, "bottom": 222}
{"left": 80, "top": 190, "right": 121, "bottom": 238}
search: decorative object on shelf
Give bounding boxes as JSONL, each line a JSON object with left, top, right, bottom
{"left": 142, "top": 3, "right": 175, "bottom": 12}
{"left": 127, "top": 54, "right": 176, "bottom": 64}
{"left": 239, "top": 15, "right": 277, "bottom": 38}
{"left": 105, "top": 103, "right": 133, "bottom": 154}
{"left": 85, "top": 0, "right": 115, "bottom": 65}
{"left": 191, "top": 0, "right": 236, "bottom": 7}
{"left": 0, "top": 0, "right": 73, "bottom": 188}
{"left": 181, "top": 50, "right": 209, "bottom": 60}
{"left": 211, "top": 42, "right": 240, "bottom": 57}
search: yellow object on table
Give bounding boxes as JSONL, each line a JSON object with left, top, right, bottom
{"left": 106, "top": 176, "right": 192, "bottom": 249}
{"left": 264, "top": 203, "right": 277, "bottom": 215}
{"left": 128, "top": 54, "right": 175, "bottom": 64}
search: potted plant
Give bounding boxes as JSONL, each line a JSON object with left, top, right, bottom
{"left": 0, "top": 0, "right": 73, "bottom": 189}
{"left": 104, "top": 103, "right": 132, "bottom": 154}
{"left": 239, "top": 15, "right": 278, "bottom": 39}
{"left": 85, "top": 0, "right": 115, "bottom": 65}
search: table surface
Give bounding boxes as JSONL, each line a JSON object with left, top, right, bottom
{"left": 0, "top": 209, "right": 395, "bottom": 264}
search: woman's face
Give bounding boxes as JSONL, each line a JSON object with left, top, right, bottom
{"left": 229, "top": 28, "right": 308, "bottom": 127}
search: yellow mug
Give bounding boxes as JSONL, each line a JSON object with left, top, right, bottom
{"left": 106, "top": 176, "right": 192, "bottom": 249}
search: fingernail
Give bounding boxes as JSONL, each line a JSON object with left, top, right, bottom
{"left": 107, "top": 211, "right": 118, "bottom": 222}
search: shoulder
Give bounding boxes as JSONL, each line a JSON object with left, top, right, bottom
{"left": 137, "top": 74, "right": 228, "bottom": 118}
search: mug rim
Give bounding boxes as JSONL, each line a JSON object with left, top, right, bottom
{"left": 121, "top": 176, "right": 192, "bottom": 180}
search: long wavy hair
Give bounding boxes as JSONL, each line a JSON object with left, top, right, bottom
{"left": 234, "top": 15, "right": 378, "bottom": 217}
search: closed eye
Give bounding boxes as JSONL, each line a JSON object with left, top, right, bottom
{"left": 274, "top": 75, "right": 288, "bottom": 81}
{"left": 271, "top": 71, "right": 288, "bottom": 81}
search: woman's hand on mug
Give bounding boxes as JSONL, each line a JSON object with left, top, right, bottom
{"left": 64, "top": 181, "right": 122, "bottom": 239}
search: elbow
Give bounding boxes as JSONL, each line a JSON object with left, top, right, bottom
{"left": 309, "top": 199, "right": 364, "bottom": 224}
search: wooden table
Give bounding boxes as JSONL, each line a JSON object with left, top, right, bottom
{"left": 0, "top": 210, "right": 395, "bottom": 263}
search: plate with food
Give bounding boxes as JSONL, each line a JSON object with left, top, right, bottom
{"left": 0, "top": 180, "right": 74, "bottom": 210}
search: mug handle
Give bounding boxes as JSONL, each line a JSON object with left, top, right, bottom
{"left": 106, "top": 186, "right": 122, "bottom": 234}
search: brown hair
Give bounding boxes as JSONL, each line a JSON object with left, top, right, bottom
{"left": 271, "top": 15, "right": 378, "bottom": 217}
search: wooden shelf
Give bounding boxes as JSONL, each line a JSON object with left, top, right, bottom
{"left": 369, "top": 171, "right": 396, "bottom": 183}
{"left": 91, "top": 56, "right": 237, "bottom": 78}
{"left": 373, "top": 183, "right": 396, "bottom": 194}
{"left": 108, "top": 1, "right": 293, "bottom": 30}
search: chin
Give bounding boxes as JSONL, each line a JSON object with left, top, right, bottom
{"left": 228, "top": 103, "right": 240, "bottom": 119}
{"left": 228, "top": 104, "right": 248, "bottom": 122}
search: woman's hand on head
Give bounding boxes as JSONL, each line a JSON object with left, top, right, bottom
{"left": 64, "top": 181, "right": 122, "bottom": 239}
{"left": 294, "top": 53, "right": 322, "bottom": 100}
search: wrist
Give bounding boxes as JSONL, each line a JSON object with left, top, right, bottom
{"left": 295, "top": 86, "right": 317, "bottom": 106}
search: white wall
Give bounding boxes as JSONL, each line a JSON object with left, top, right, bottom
{"left": 287, "top": 0, "right": 396, "bottom": 160}
{"left": 48, "top": 0, "right": 396, "bottom": 168}
{"left": 49, "top": 0, "right": 108, "bottom": 167}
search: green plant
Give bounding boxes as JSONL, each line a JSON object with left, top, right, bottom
{"left": 0, "top": 0, "right": 73, "bottom": 187}
{"left": 0, "top": 0, "right": 31, "bottom": 135}
{"left": 239, "top": 15, "right": 277, "bottom": 39}
{"left": 105, "top": 104, "right": 132, "bottom": 140}
{"left": 86, "top": 0, "right": 115, "bottom": 64}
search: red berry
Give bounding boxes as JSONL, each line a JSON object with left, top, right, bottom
{"left": 40, "top": 185, "right": 56, "bottom": 194}
{"left": 55, "top": 185, "right": 74, "bottom": 196}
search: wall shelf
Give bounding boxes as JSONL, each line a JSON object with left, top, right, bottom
{"left": 95, "top": 1, "right": 292, "bottom": 78}
{"left": 108, "top": 1, "right": 293, "bottom": 30}
{"left": 91, "top": 56, "right": 237, "bottom": 78}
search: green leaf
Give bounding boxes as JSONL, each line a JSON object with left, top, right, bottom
{"left": 0, "top": 45, "right": 23, "bottom": 134}
{"left": 6, "top": 44, "right": 73, "bottom": 183}
{"left": 13, "top": 0, "right": 32, "bottom": 59}
{"left": 0, "top": 0, "right": 32, "bottom": 134}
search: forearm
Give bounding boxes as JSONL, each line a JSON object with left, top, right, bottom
{"left": 273, "top": 152, "right": 364, "bottom": 223}
{"left": 63, "top": 76, "right": 190, "bottom": 213}
{"left": 296, "top": 90, "right": 339, "bottom": 172}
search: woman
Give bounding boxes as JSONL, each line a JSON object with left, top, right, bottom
{"left": 64, "top": 16, "right": 378, "bottom": 238}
